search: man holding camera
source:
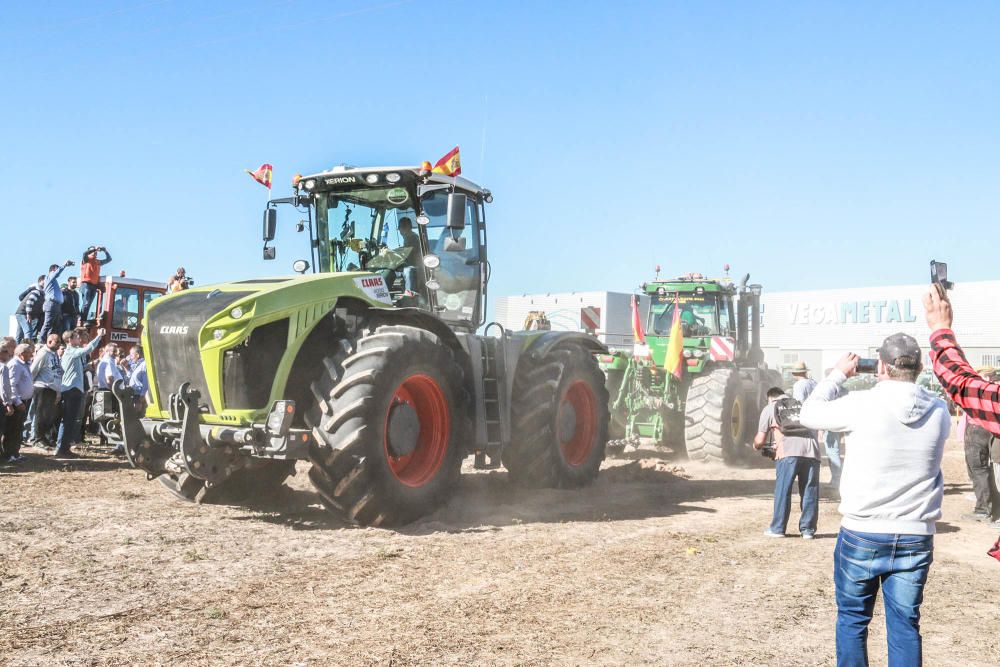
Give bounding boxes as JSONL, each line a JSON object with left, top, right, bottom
{"left": 79, "top": 245, "right": 112, "bottom": 325}
{"left": 39, "top": 261, "right": 74, "bottom": 340}
{"left": 799, "top": 333, "right": 950, "bottom": 667}
{"left": 167, "top": 267, "right": 190, "bottom": 293}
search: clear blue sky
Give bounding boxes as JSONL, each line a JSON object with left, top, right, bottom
{"left": 2, "top": 1, "right": 997, "bottom": 320}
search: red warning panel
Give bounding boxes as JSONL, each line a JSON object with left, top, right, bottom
{"left": 581, "top": 306, "right": 601, "bottom": 332}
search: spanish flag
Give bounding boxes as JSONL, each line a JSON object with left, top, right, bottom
{"left": 664, "top": 295, "right": 685, "bottom": 380}
{"left": 432, "top": 146, "right": 461, "bottom": 176}
{"left": 630, "top": 294, "right": 646, "bottom": 344}
{"left": 246, "top": 163, "right": 273, "bottom": 189}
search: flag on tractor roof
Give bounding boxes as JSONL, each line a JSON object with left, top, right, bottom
{"left": 630, "top": 294, "right": 646, "bottom": 345}
{"left": 431, "top": 146, "right": 461, "bottom": 176}
{"left": 246, "top": 163, "right": 273, "bottom": 189}
{"left": 664, "top": 294, "right": 685, "bottom": 380}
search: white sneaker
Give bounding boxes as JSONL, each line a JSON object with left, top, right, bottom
{"left": 763, "top": 530, "right": 785, "bottom": 538}
{"left": 801, "top": 532, "right": 815, "bottom": 540}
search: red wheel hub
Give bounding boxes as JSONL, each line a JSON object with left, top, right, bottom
{"left": 383, "top": 374, "right": 450, "bottom": 487}
{"left": 558, "top": 380, "right": 598, "bottom": 466}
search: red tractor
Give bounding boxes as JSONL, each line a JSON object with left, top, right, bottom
{"left": 83, "top": 273, "right": 166, "bottom": 353}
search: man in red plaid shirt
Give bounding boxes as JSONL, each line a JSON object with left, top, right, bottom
{"left": 924, "top": 286, "right": 1000, "bottom": 436}
{"left": 924, "top": 285, "right": 1000, "bottom": 556}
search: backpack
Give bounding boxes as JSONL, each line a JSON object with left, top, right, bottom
{"left": 773, "top": 396, "right": 814, "bottom": 438}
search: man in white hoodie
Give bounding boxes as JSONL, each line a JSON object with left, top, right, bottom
{"left": 799, "top": 332, "right": 951, "bottom": 667}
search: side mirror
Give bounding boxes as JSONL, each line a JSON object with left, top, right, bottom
{"left": 263, "top": 208, "right": 277, "bottom": 241}
{"left": 446, "top": 193, "right": 466, "bottom": 230}
{"left": 263, "top": 246, "right": 276, "bottom": 260}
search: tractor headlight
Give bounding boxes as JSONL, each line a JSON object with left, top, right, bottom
{"left": 683, "top": 349, "right": 693, "bottom": 358}
{"left": 365, "top": 174, "right": 379, "bottom": 185}
{"left": 385, "top": 172, "right": 401, "bottom": 183}
{"left": 303, "top": 179, "right": 316, "bottom": 190}
{"left": 230, "top": 306, "right": 244, "bottom": 319}
{"left": 693, "top": 349, "right": 705, "bottom": 358}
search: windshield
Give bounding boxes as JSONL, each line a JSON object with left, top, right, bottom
{"left": 312, "top": 185, "right": 483, "bottom": 325}
{"left": 648, "top": 294, "right": 721, "bottom": 336}
{"left": 317, "top": 186, "right": 418, "bottom": 272}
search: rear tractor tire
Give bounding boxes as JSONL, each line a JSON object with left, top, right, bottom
{"left": 305, "top": 325, "right": 467, "bottom": 527}
{"left": 684, "top": 368, "right": 746, "bottom": 465}
{"left": 504, "top": 346, "right": 610, "bottom": 488}
{"left": 157, "top": 459, "right": 297, "bottom": 504}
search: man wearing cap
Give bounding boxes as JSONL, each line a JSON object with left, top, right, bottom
{"left": 799, "top": 333, "right": 951, "bottom": 667}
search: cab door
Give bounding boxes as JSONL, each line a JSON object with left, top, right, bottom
{"left": 106, "top": 285, "right": 142, "bottom": 351}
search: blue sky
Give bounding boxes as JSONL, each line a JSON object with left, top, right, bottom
{"left": 2, "top": 1, "right": 997, "bottom": 320}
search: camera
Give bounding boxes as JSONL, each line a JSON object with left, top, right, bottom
{"left": 856, "top": 358, "right": 879, "bottom": 374}
{"left": 930, "top": 259, "right": 953, "bottom": 291}
{"left": 182, "top": 277, "right": 195, "bottom": 288}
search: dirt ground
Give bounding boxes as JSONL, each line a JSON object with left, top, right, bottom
{"left": 1, "top": 429, "right": 998, "bottom": 667}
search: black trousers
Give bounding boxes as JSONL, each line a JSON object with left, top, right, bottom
{"left": 965, "top": 425, "right": 994, "bottom": 516}
{"left": 2, "top": 403, "right": 29, "bottom": 458}
{"left": 31, "top": 387, "right": 59, "bottom": 443}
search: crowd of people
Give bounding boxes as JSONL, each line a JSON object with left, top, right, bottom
{"left": 752, "top": 283, "right": 1000, "bottom": 666}
{"left": 1, "top": 245, "right": 150, "bottom": 464}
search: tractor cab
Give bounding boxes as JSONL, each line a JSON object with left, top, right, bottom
{"left": 262, "top": 165, "right": 492, "bottom": 333}
{"left": 640, "top": 274, "right": 739, "bottom": 375}
{"left": 84, "top": 273, "right": 167, "bottom": 353}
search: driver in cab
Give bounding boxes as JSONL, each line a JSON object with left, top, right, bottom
{"left": 397, "top": 217, "right": 421, "bottom": 269}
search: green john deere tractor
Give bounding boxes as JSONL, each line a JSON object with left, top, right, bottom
{"left": 600, "top": 271, "right": 782, "bottom": 464}
{"left": 113, "top": 164, "right": 609, "bottom": 526}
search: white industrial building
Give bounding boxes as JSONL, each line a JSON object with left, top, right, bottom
{"left": 495, "top": 280, "right": 1000, "bottom": 372}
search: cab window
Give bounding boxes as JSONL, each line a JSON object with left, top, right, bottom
{"left": 112, "top": 287, "right": 141, "bottom": 330}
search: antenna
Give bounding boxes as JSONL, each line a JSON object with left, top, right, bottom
{"left": 479, "top": 94, "right": 489, "bottom": 180}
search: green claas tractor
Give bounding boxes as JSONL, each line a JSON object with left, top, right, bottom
{"left": 600, "top": 271, "right": 782, "bottom": 464}
{"left": 112, "top": 164, "right": 610, "bottom": 526}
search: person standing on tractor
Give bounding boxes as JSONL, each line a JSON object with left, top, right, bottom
{"left": 79, "top": 246, "right": 112, "bottom": 325}
{"left": 755, "top": 386, "right": 821, "bottom": 539}
{"left": 167, "top": 267, "right": 190, "bottom": 293}
{"left": 14, "top": 276, "right": 44, "bottom": 343}
{"left": 61, "top": 277, "right": 81, "bottom": 333}
{"left": 39, "top": 261, "right": 73, "bottom": 340}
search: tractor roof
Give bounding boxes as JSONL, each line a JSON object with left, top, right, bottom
{"left": 298, "top": 165, "right": 489, "bottom": 197}
{"left": 641, "top": 274, "right": 734, "bottom": 295}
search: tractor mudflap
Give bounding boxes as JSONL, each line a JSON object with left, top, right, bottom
{"left": 112, "top": 379, "right": 172, "bottom": 478}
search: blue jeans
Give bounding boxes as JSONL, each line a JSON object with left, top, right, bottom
{"left": 15, "top": 313, "right": 36, "bottom": 343}
{"left": 57, "top": 388, "right": 84, "bottom": 452}
{"left": 39, "top": 303, "right": 62, "bottom": 340}
{"left": 769, "top": 456, "right": 820, "bottom": 534}
{"left": 834, "top": 528, "right": 933, "bottom": 667}
{"left": 79, "top": 282, "right": 99, "bottom": 322}
{"left": 825, "top": 431, "right": 843, "bottom": 488}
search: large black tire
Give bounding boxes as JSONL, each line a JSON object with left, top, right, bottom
{"left": 157, "top": 459, "right": 297, "bottom": 504}
{"left": 305, "top": 325, "right": 466, "bottom": 527}
{"left": 684, "top": 368, "right": 746, "bottom": 464}
{"left": 504, "top": 346, "right": 609, "bottom": 488}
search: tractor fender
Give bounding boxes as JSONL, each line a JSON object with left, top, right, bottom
{"left": 367, "top": 307, "right": 466, "bottom": 357}
{"left": 519, "top": 331, "right": 608, "bottom": 361}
